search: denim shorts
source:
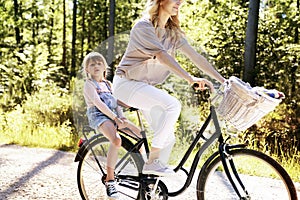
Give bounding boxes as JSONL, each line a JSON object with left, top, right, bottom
{"left": 86, "top": 106, "right": 115, "bottom": 130}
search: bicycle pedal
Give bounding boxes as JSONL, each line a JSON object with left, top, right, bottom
{"left": 118, "top": 180, "right": 139, "bottom": 190}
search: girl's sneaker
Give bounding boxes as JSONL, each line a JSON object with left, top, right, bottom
{"left": 105, "top": 180, "right": 119, "bottom": 199}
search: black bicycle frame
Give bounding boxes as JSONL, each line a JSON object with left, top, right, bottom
{"left": 167, "top": 106, "right": 223, "bottom": 196}
{"left": 76, "top": 106, "right": 249, "bottom": 199}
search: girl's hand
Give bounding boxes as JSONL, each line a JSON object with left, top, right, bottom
{"left": 115, "top": 117, "right": 128, "bottom": 129}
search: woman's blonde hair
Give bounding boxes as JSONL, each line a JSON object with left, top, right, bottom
{"left": 143, "top": 0, "right": 184, "bottom": 42}
{"left": 82, "top": 52, "right": 109, "bottom": 79}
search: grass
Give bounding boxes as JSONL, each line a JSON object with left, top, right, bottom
{"left": 169, "top": 135, "right": 300, "bottom": 183}
{"left": 273, "top": 154, "right": 300, "bottom": 183}
{"left": 1, "top": 105, "right": 299, "bottom": 184}
{"left": 0, "top": 119, "right": 79, "bottom": 152}
{"left": 1, "top": 122, "right": 299, "bottom": 184}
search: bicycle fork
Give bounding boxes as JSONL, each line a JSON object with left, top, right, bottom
{"left": 219, "top": 143, "right": 250, "bottom": 200}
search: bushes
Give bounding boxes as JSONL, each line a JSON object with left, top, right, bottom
{"left": 0, "top": 84, "right": 77, "bottom": 151}
{"left": 244, "top": 102, "right": 300, "bottom": 158}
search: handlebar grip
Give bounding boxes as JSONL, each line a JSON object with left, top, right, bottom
{"left": 192, "top": 83, "right": 199, "bottom": 89}
{"left": 129, "top": 107, "right": 138, "bottom": 112}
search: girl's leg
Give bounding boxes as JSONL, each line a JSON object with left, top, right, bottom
{"left": 98, "top": 120, "right": 121, "bottom": 181}
{"left": 119, "top": 121, "right": 141, "bottom": 138}
{"left": 119, "top": 122, "right": 146, "bottom": 155}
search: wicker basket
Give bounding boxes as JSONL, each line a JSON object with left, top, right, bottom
{"left": 216, "top": 76, "right": 283, "bottom": 131}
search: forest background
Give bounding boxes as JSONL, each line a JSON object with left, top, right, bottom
{"left": 0, "top": 0, "right": 299, "bottom": 179}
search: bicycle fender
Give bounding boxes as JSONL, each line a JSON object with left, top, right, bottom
{"left": 224, "top": 144, "right": 247, "bottom": 152}
{"left": 199, "top": 144, "right": 247, "bottom": 175}
{"left": 74, "top": 134, "right": 104, "bottom": 162}
{"left": 199, "top": 151, "right": 220, "bottom": 176}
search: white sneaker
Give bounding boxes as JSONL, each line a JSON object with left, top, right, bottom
{"left": 105, "top": 180, "right": 119, "bottom": 199}
{"left": 143, "top": 159, "right": 174, "bottom": 176}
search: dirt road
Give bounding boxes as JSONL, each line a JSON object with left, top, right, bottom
{"left": 0, "top": 144, "right": 200, "bottom": 200}
{"left": 0, "top": 144, "right": 299, "bottom": 200}
{"left": 0, "top": 144, "right": 81, "bottom": 200}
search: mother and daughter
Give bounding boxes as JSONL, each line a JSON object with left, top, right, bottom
{"left": 82, "top": 0, "right": 225, "bottom": 199}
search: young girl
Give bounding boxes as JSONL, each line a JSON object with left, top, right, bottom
{"left": 82, "top": 52, "right": 140, "bottom": 199}
{"left": 113, "top": 0, "right": 225, "bottom": 176}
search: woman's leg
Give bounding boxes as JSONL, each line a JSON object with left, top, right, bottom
{"left": 98, "top": 120, "right": 121, "bottom": 181}
{"left": 113, "top": 76, "right": 180, "bottom": 165}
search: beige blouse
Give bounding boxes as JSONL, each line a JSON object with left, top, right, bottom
{"left": 116, "top": 18, "right": 188, "bottom": 85}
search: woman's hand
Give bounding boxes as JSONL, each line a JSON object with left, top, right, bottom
{"left": 191, "top": 77, "right": 215, "bottom": 92}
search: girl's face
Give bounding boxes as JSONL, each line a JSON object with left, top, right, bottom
{"left": 86, "top": 58, "right": 106, "bottom": 79}
{"left": 160, "top": 0, "right": 183, "bottom": 17}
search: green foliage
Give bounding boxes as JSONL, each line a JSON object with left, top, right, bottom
{"left": 0, "top": 84, "right": 77, "bottom": 151}
{"left": 0, "top": 0, "right": 299, "bottom": 175}
{"left": 179, "top": 0, "right": 299, "bottom": 160}
{"left": 70, "top": 76, "right": 89, "bottom": 134}
{"left": 0, "top": 43, "right": 65, "bottom": 110}
{"left": 244, "top": 102, "right": 300, "bottom": 158}
{"left": 181, "top": 0, "right": 248, "bottom": 78}
{"left": 256, "top": 0, "right": 300, "bottom": 94}
{"left": 23, "top": 84, "right": 72, "bottom": 125}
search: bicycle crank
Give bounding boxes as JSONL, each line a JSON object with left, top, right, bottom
{"left": 141, "top": 178, "right": 168, "bottom": 200}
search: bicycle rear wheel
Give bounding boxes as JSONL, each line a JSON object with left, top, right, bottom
{"left": 77, "top": 136, "right": 144, "bottom": 200}
{"left": 197, "top": 148, "right": 298, "bottom": 200}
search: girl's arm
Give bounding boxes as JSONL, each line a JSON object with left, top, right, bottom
{"left": 117, "top": 99, "right": 131, "bottom": 109}
{"left": 84, "top": 81, "right": 118, "bottom": 120}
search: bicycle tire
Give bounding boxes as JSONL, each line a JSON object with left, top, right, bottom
{"left": 197, "top": 148, "right": 298, "bottom": 200}
{"left": 77, "top": 136, "right": 144, "bottom": 200}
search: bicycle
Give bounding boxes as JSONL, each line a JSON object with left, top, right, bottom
{"left": 74, "top": 77, "right": 298, "bottom": 200}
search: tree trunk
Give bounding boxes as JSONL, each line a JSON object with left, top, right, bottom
{"left": 80, "top": 6, "right": 86, "bottom": 63}
{"left": 47, "top": 0, "right": 55, "bottom": 64}
{"left": 61, "top": 0, "right": 67, "bottom": 68}
{"left": 71, "top": 0, "right": 77, "bottom": 78}
{"left": 13, "top": 0, "right": 21, "bottom": 45}
{"left": 87, "top": 0, "right": 94, "bottom": 51}
{"left": 107, "top": 0, "right": 115, "bottom": 81}
{"left": 244, "top": 0, "right": 260, "bottom": 85}
{"left": 295, "top": 0, "right": 299, "bottom": 44}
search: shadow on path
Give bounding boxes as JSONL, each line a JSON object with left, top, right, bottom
{"left": 0, "top": 145, "right": 67, "bottom": 198}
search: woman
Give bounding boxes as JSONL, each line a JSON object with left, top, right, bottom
{"left": 113, "top": 0, "right": 225, "bottom": 176}
{"left": 83, "top": 52, "right": 140, "bottom": 199}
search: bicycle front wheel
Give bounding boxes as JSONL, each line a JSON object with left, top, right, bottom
{"left": 197, "top": 148, "right": 298, "bottom": 200}
{"left": 77, "top": 136, "right": 143, "bottom": 200}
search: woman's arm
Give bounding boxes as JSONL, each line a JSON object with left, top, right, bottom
{"left": 178, "top": 43, "right": 225, "bottom": 84}
{"left": 156, "top": 50, "right": 194, "bottom": 84}
{"left": 156, "top": 50, "right": 215, "bottom": 90}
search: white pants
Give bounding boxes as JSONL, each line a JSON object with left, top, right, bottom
{"left": 112, "top": 75, "right": 181, "bottom": 164}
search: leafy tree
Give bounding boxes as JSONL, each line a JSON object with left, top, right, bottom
{"left": 180, "top": 0, "right": 299, "bottom": 155}
{"left": 0, "top": 0, "right": 298, "bottom": 156}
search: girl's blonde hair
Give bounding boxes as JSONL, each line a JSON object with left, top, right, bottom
{"left": 82, "top": 52, "right": 109, "bottom": 79}
{"left": 143, "top": 0, "right": 184, "bottom": 42}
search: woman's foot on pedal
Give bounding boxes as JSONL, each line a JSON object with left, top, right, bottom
{"left": 143, "top": 159, "right": 174, "bottom": 176}
{"left": 105, "top": 180, "right": 119, "bottom": 199}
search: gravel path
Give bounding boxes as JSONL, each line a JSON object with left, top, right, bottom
{"left": 0, "top": 144, "right": 81, "bottom": 200}
{"left": 0, "top": 144, "right": 200, "bottom": 200}
{"left": 0, "top": 144, "right": 299, "bottom": 200}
